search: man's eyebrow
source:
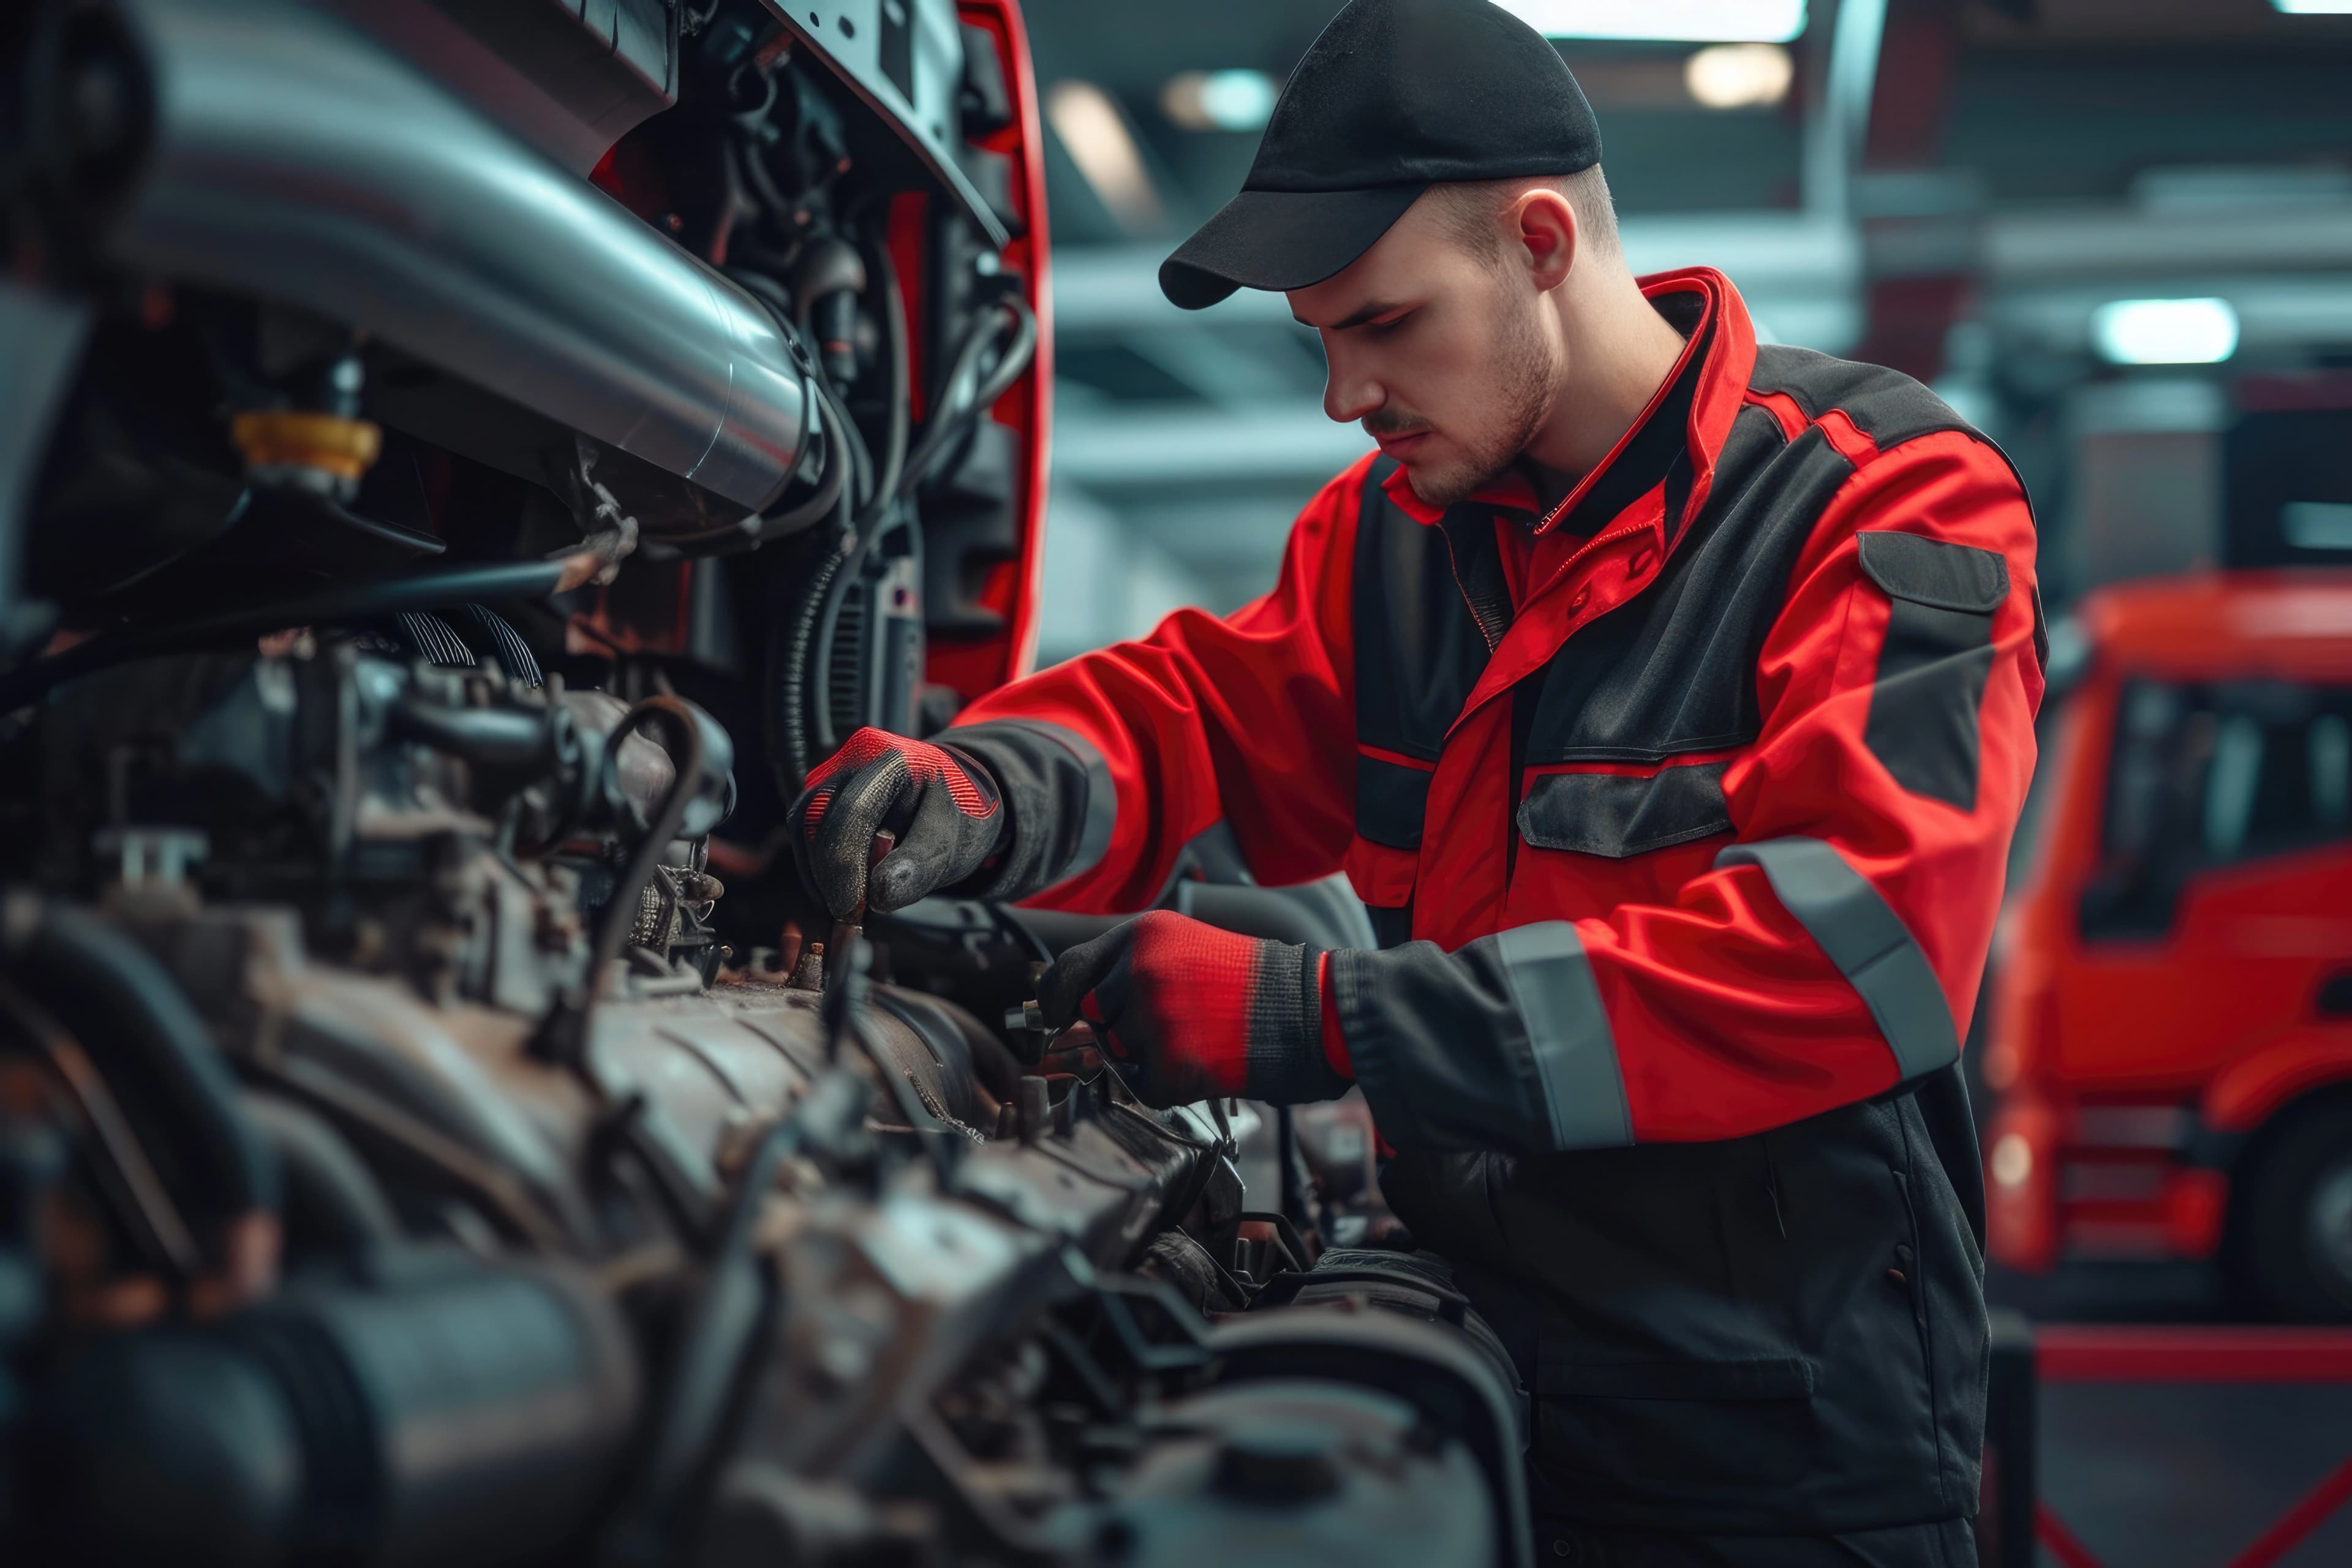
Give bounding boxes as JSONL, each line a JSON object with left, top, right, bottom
{"left": 1294, "top": 300, "right": 1408, "bottom": 331}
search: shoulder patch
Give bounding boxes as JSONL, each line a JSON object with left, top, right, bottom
{"left": 1856, "top": 532, "right": 2005, "bottom": 810}
{"left": 1856, "top": 531, "right": 2007, "bottom": 614}
{"left": 1749, "top": 344, "right": 1977, "bottom": 451}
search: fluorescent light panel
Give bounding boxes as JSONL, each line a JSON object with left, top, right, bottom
{"left": 2090, "top": 298, "right": 2240, "bottom": 366}
{"left": 2274, "top": 2, "right": 2352, "bottom": 15}
{"left": 2284, "top": 502, "right": 2352, "bottom": 551}
{"left": 1496, "top": 0, "right": 1807, "bottom": 42}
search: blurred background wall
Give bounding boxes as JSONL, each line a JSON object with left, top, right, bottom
{"left": 1016, "top": 0, "right": 2352, "bottom": 664}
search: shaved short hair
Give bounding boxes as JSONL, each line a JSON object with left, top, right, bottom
{"left": 1430, "top": 165, "right": 1622, "bottom": 269}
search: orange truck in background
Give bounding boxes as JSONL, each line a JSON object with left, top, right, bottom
{"left": 1985, "top": 571, "right": 2352, "bottom": 1321}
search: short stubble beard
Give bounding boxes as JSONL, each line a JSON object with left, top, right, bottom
{"left": 1409, "top": 296, "right": 1558, "bottom": 509}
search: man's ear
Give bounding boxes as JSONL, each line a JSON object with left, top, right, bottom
{"left": 1511, "top": 187, "right": 1578, "bottom": 292}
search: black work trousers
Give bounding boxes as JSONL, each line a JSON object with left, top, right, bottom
{"left": 1531, "top": 1516, "right": 1980, "bottom": 1568}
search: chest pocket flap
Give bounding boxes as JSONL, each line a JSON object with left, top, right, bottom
{"left": 1857, "top": 530, "right": 2007, "bottom": 613}
{"left": 1519, "top": 762, "right": 1735, "bottom": 859}
{"left": 1855, "top": 531, "right": 2007, "bottom": 812}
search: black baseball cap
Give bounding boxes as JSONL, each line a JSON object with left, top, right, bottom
{"left": 1158, "top": 0, "right": 1602, "bottom": 311}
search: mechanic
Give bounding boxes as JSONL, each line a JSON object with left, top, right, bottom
{"left": 789, "top": 0, "right": 2042, "bottom": 1561}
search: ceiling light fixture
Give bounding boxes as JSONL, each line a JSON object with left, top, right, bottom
{"left": 2090, "top": 298, "right": 2241, "bottom": 366}
{"left": 2272, "top": 1, "right": 2352, "bottom": 15}
{"left": 1496, "top": 0, "right": 1807, "bottom": 42}
{"left": 1162, "top": 70, "right": 1281, "bottom": 132}
{"left": 1044, "top": 81, "right": 1166, "bottom": 235}
{"left": 1684, "top": 42, "right": 1795, "bottom": 108}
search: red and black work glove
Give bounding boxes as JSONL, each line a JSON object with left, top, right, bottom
{"left": 789, "top": 728, "right": 1006, "bottom": 918}
{"left": 1036, "top": 911, "right": 1349, "bottom": 1109}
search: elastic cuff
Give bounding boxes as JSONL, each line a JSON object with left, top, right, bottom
{"left": 1242, "top": 942, "right": 1347, "bottom": 1105}
{"left": 943, "top": 719, "right": 1117, "bottom": 901}
{"left": 1327, "top": 944, "right": 1428, "bottom": 1148}
{"left": 1318, "top": 950, "right": 1354, "bottom": 1080}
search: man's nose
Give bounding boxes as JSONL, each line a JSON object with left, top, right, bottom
{"left": 1321, "top": 346, "right": 1382, "bottom": 425}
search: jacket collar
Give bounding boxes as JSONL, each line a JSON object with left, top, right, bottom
{"left": 1377, "top": 266, "right": 1758, "bottom": 556}
{"left": 1406, "top": 270, "right": 1762, "bottom": 748}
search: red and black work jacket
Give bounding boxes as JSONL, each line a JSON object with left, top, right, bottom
{"left": 947, "top": 268, "right": 2045, "bottom": 1537}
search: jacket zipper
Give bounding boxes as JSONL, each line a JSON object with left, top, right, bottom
{"left": 1434, "top": 514, "right": 1509, "bottom": 652}
{"left": 1429, "top": 496, "right": 1664, "bottom": 899}
{"left": 1498, "top": 515, "right": 1662, "bottom": 895}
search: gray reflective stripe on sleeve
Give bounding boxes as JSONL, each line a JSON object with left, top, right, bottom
{"left": 957, "top": 717, "right": 1117, "bottom": 884}
{"left": 1714, "top": 837, "right": 1959, "bottom": 1082}
{"left": 1493, "top": 922, "right": 1632, "bottom": 1150}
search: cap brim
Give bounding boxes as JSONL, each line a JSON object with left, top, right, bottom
{"left": 1158, "top": 183, "right": 1429, "bottom": 311}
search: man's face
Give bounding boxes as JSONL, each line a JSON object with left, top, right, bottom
{"left": 1288, "top": 194, "right": 1558, "bottom": 508}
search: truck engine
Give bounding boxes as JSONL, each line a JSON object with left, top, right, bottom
{"left": 0, "top": 1, "right": 1526, "bottom": 1562}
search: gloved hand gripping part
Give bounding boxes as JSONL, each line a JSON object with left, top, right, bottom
{"left": 789, "top": 728, "right": 1006, "bottom": 918}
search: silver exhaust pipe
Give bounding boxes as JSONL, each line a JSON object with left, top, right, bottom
{"left": 97, "top": 0, "right": 812, "bottom": 513}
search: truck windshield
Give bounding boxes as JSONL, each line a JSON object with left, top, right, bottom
{"left": 2081, "top": 677, "right": 2352, "bottom": 938}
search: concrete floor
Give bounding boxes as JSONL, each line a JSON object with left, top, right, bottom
{"left": 2034, "top": 1381, "right": 2352, "bottom": 1567}
{"left": 1990, "top": 1263, "right": 2352, "bottom": 1568}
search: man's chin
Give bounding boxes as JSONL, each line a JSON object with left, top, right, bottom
{"left": 1401, "top": 458, "right": 1481, "bottom": 510}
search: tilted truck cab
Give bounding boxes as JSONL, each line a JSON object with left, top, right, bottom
{"left": 1985, "top": 571, "right": 2352, "bottom": 1319}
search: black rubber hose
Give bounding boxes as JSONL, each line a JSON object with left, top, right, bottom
{"left": 532, "top": 697, "right": 715, "bottom": 1068}
{"left": 3, "top": 898, "right": 279, "bottom": 1221}
{"left": 893, "top": 295, "right": 1036, "bottom": 507}
{"left": 240, "top": 1091, "right": 399, "bottom": 1249}
{"left": 757, "top": 413, "right": 850, "bottom": 537}
{"left": 803, "top": 512, "right": 876, "bottom": 761}
{"left": 587, "top": 697, "right": 712, "bottom": 996}
{"left": 794, "top": 326, "right": 919, "bottom": 769}
{"left": 745, "top": 223, "right": 905, "bottom": 791}
{"left": 862, "top": 223, "right": 913, "bottom": 514}
{"left": 832, "top": 366, "right": 876, "bottom": 517}
{"left": 764, "top": 521, "right": 848, "bottom": 798}
{"left": 0, "top": 557, "right": 576, "bottom": 712}
{"left": 966, "top": 294, "right": 1041, "bottom": 412}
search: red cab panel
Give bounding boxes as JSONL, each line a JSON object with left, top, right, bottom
{"left": 1987, "top": 572, "right": 2352, "bottom": 1313}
